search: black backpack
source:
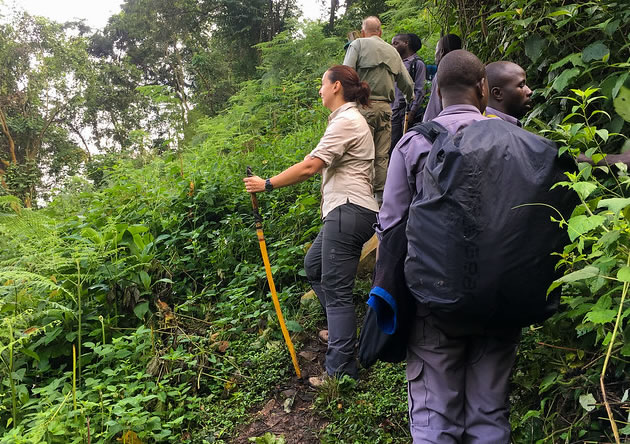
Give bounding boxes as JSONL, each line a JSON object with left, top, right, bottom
{"left": 404, "top": 118, "right": 577, "bottom": 327}
{"left": 358, "top": 124, "right": 443, "bottom": 368}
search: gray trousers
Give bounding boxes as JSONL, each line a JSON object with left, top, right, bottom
{"left": 407, "top": 307, "right": 520, "bottom": 443}
{"left": 304, "top": 202, "right": 377, "bottom": 378}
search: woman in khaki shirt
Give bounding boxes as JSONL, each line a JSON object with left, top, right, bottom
{"left": 244, "top": 65, "right": 378, "bottom": 385}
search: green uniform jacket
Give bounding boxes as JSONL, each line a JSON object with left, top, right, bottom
{"left": 343, "top": 36, "right": 415, "bottom": 103}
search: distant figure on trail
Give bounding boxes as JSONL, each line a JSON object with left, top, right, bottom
{"left": 390, "top": 33, "right": 426, "bottom": 152}
{"left": 379, "top": 50, "right": 520, "bottom": 443}
{"left": 485, "top": 61, "right": 533, "bottom": 126}
{"left": 422, "top": 33, "right": 462, "bottom": 122}
{"left": 343, "top": 16, "right": 414, "bottom": 204}
{"left": 243, "top": 65, "right": 378, "bottom": 388}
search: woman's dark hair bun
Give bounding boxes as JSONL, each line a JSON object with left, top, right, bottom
{"left": 326, "top": 65, "right": 371, "bottom": 107}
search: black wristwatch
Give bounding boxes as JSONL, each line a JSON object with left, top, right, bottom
{"left": 265, "top": 178, "right": 274, "bottom": 192}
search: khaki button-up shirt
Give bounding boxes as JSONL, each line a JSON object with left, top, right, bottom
{"left": 309, "top": 102, "right": 379, "bottom": 218}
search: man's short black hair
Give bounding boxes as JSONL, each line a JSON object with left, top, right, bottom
{"left": 438, "top": 49, "right": 485, "bottom": 93}
{"left": 439, "top": 34, "right": 462, "bottom": 54}
{"left": 486, "top": 61, "right": 519, "bottom": 89}
{"left": 407, "top": 33, "right": 422, "bottom": 53}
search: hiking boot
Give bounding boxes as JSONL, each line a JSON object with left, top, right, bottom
{"left": 318, "top": 329, "right": 329, "bottom": 343}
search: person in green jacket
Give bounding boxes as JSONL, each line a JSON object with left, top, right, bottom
{"left": 343, "top": 16, "right": 414, "bottom": 204}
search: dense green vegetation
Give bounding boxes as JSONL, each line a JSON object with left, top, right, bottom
{"left": 1, "top": 0, "right": 629, "bottom": 442}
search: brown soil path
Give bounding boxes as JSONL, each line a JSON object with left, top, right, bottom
{"left": 231, "top": 335, "right": 329, "bottom": 443}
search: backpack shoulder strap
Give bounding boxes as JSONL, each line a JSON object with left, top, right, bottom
{"left": 407, "top": 121, "right": 447, "bottom": 143}
{"left": 403, "top": 121, "right": 448, "bottom": 191}
{"left": 408, "top": 58, "right": 418, "bottom": 82}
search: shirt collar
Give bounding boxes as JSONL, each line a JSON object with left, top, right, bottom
{"left": 403, "top": 54, "right": 418, "bottom": 63}
{"left": 484, "top": 106, "right": 520, "bottom": 126}
{"left": 328, "top": 101, "right": 357, "bottom": 122}
{"left": 437, "top": 104, "right": 484, "bottom": 117}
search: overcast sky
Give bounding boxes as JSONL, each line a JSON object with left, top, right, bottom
{"left": 8, "top": 0, "right": 325, "bottom": 30}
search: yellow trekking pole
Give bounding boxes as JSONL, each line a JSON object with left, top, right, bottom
{"left": 246, "top": 167, "right": 302, "bottom": 379}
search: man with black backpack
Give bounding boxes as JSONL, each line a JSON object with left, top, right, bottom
{"left": 390, "top": 33, "right": 426, "bottom": 152}
{"left": 378, "top": 49, "right": 560, "bottom": 443}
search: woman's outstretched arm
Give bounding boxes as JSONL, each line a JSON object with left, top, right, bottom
{"left": 243, "top": 156, "right": 325, "bottom": 193}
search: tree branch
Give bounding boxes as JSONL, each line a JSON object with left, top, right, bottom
{"left": 68, "top": 122, "right": 92, "bottom": 161}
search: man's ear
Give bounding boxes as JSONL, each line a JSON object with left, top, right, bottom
{"left": 476, "top": 79, "right": 486, "bottom": 100}
{"left": 490, "top": 86, "right": 503, "bottom": 102}
{"left": 360, "top": 29, "right": 366, "bottom": 38}
{"left": 377, "top": 29, "right": 382, "bottom": 37}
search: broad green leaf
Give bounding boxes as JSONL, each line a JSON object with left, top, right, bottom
{"left": 549, "top": 53, "right": 584, "bottom": 71}
{"left": 567, "top": 215, "right": 606, "bottom": 241}
{"left": 284, "top": 320, "right": 303, "bottom": 332}
{"left": 520, "top": 409, "right": 542, "bottom": 422}
{"left": 571, "top": 182, "right": 597, "bottom": 200}
{"left": 613, "top": 72, "right": 629, "bottom": 98}
{"left": 582, "top": 42, "right": 609, "bottom": 63}
{"left": 539, "top": 372, "right": 558, "bottom": 394}
{"left": 139, "top": 271, "right": 151, "bottom": 290}
{"left": 132, "top": 233, "right": 146, "bottom": 251}
{"left": 487, "top": 10, "right": 517, "bottom": 20}
{"left": 601, "top": 75, "right": 620, "bottom": 100}
{"left": 21, "top": 347, "right": 40, "bottom": 361}
{"left": 597, "top": 230, "right": 620, "bottom": 247}
{"left": 133, "top": 301, "right": 150, "bottom": 320}
{"left": 579, "top": 393, "right": 597, "bottom": 412}
{"left": 617, "top": 267, "right": 630, "bottom": 283}
{"left": 546, "top": 280, "right": 562, "bottom": 296}
{"left": 514, "top": 17, "right": 534, "bottom": 27}
{"left": 557, "top": 266, "right": 599, "bottom": 283}
{"left": 81, "top": 227, "right": 103, "bottom": 244}
{"left": 584, "top": 309, "right": 616, "bottom": 324}
{"left": 546, "top": 9, "right": 571, "bottom": 18}
{"left": 127, "top": 224, "right": 149, "bottom": 235}
{"left": 525, "top": 35, "right": 546, "bottom": 63}
{"left": 595, "top": 129, "right": 609, "bottom": 142}
{"left": 594, "top": 294, "right": 612, "bottom": 310}
{"left": 597, "top": 198, "right": 630, "bottom": 214}
{"left": 552, "top": 68, "right": 580, "bottom": 93}
{"left": 614, "top": 86, "right": 630, "bottom": 122}
{"left": 604, "top": 19, "right": 620, "bottom": 36}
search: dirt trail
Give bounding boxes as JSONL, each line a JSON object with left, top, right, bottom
{"left": 232, "top": 335, "right": 329, "bottom": 443}
{"left": 232, "top": 237, "right": 378, "bottom": 443}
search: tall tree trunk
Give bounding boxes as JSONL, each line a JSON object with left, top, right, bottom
{"left": 0, "top": 107, "right": 17, "bottom": 164}
{"left": 268, "top": 0, "right": 275, "bottom": 38}
{"left": 330, "top": 0, "right": 338, "bottom": 31}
